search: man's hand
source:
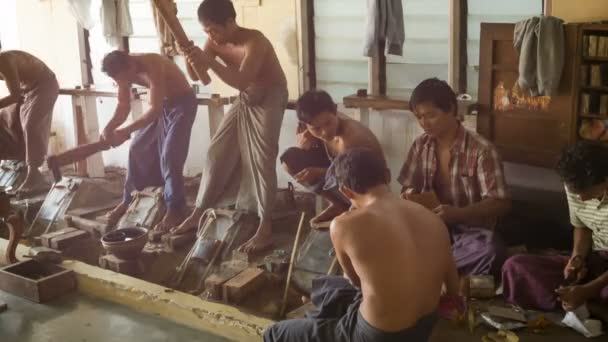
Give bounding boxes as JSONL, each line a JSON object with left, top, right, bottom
{"left": 184, "top": 46, "right": 213, "bottom": 67}
{"left": 296, "top": 130, "right": 316, "bottom": 150}
{"left": 294, "top": 167, "right": 325, "bottom": 185}
{"left": 564, "top": 255, "right": 587, "bottom": 284}
{"left": 433, "top": 204, "right": 463, "bottom": 224}
{"left": 556, "top": 285, "right": 592, "bottom": 311}
{"left": 100, "top": 126, "right": 114, "bottom": 143}
{"left": 110, "top": 128, "right": 130, "bottom": 147}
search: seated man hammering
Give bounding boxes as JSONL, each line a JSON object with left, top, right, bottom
{"left": 398, "top": 78, "right": 511, "bottom": 278}
{"left": 280, "top": 90, "right": 386, "bottom": 226}
{"left": 502, "top": 142, "right": 608, "bottom": 311}
{"left": 265, "top": 148, "right": 459, "bottom": 342}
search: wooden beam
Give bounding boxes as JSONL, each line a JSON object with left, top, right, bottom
{"left": 296, "top": 0, "right": 315, "bottom": 94}
{"left": 449, "top": 0, "right": 468, "bottom": 93}
{"left": 459, "top": 0, "right": 468, "bottom": 94}
{"left": 76, "top": 25, "right": 92, "bottom": 86}
{"left": 544, "top": 0, "right": 552, "bottom": 16}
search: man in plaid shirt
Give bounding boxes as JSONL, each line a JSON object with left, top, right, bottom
{"left": 398, "top": 78, "right": 511, "bottom": 278}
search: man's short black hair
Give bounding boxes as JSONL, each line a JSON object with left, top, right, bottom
{"left": 333, "top": 148, "right": 387, "bottom": 194}
{"left": 409, "top": 78, "right": 457, "bottom": 115}
{"left": 557, "top": 141, "right": 608, "bottom": 192}
{"left": 101, "top": 50, "right": 130, "bottom": 78}
{"left": 296, "top": 90, "right": 337, "bottom": 124}
{"left": 198, "top": 0, "right": 236, "bottom": 25}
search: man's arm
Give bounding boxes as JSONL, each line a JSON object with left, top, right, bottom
{"left": 441, "top": 197, "right": 511, "bottom": 226}
{"left": 200, "top": 36, "right": 268, "bottom": 91}
{"left": 116, "top": 72, "right": 165, "bottom": 138}
{"left": 0, "top": 59, "right": 23, "bottom": 109}
{"left": 330, "top": 218, "right": 361, "bottom": 287}
{"left": 572, "top": 226, "right": 593, "bottom": 259}
{"left": 183, "top": 40, "right": 215, "bottom": 82}
{"left": 102, "top": 82, "right": 132, "bottom": 138}
{"left": 398, "top": 139, "right": 422, "bottom": 195}
{"left": 437, "top": 149, "right": 511, "bottom": 226}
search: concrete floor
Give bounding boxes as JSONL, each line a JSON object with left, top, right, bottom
{"left": 430, "top": 318, "right": 591, "bottom": 342}
{"left": 0, "top": 291, "right": 229, "bottom": 342}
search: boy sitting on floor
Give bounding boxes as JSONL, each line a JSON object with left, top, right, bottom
{"left": 280, "top": 90, "right": 386, "bottom": 226}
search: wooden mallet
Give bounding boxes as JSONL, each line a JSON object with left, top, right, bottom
{"left": 152, "top": 0, "right": 211, "bottom": 85}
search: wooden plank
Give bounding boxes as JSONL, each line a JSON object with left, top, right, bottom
{"left": 50, "top": 230, "right": 89, "bottom": 250}
{"left": 161, "top": 232, "right": 196, "bottom": 250}
{"left": 448, "top": 0, "right": 469, "bottom": 93}
{"left": 73, "top": 104, "right": 88, "bottom": 176}
{"left": 40, "top": 228, "right": 78, "bottom": 248}
{"left": 343, "top": 94, "right": 409, "bottom": 111}
{"left": 222, "top": 268, "right": 266, "bottom": 304}
{"left": 204, "top": 274, "right": 232, "bottom": 301}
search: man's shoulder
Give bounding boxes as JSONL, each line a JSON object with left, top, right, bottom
{"left": 331, "top": 209, "right": 371, "bottom": 232}
{"left": 464, "top": 128, "right": 500, "bottom": 156}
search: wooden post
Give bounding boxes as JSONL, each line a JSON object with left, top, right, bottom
{"left": 544, "top": 0, "right": 552, "bottom": 16}
{"left": 82, "top": 94, "right": 105, "bottom": 178}
{"left": 208, "top": 94, "right": 225, "bottom": 138}
{"left": 296, "top": 0, "right": 316, "bottom": 94}
{"left": 448, "top": 0, "right": 468, "bottom": 93}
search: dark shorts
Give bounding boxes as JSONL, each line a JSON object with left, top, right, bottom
{"left": 264, "top": 276, "right": 438, "bottom": 342}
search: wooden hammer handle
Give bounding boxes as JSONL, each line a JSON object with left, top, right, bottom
{"left": 47, "top": 140, "right": 112, "bottom": 182}
{"left": 152, "top": 0, "right": 211, "bottom": 85}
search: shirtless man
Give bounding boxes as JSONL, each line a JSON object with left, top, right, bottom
{"left": 171, "top": 0, "right": 288, "bottom": 254}
{"left": 399, "top": 78, "right": 511, "bottom": 278}
{"left": 265, "top": 148, "right": 458, "bottom": 342}
{"left": 100, "top": 50, "right": 197, "bottom": 231}
{"left": 0, "top": 49, "right": 59, "bottom": 194}
{"left": 280, "top": 90, "right": 385, "bottom": 226}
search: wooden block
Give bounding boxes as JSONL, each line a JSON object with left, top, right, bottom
{"left": 40, "top": 228, "right": 78, "bottom": 248}
{"left": 204, "top": 274, "right": 231, "bottom": 300}
{"left": 99, "top": 254, "right": 143, "bottom": 276}
{"left": 65, "top": 215, "right": 109, "bottom": 235}
{"left": 0, "top": 260, "right": 76, "bottom": 303}
{"left": 50, "top": 230, "right": 89, "bottom": 250}
{"left": 222, "top": 268, "right": 266, "bottom": 304}
{"left": 161, "top": 232, "right": 195, "bottom": 250}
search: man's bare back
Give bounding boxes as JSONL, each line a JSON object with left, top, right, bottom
{"left": 327, "top": 116, "right": 383, "bottom": 159}
{"left": 0, "top": 50, "right": 54, "bottom": 92}
{"left": 332, "top": 193, "right": 455, "bottom": 331}
{"left": 127, "top": 54, "right": 193, "bottom": 99}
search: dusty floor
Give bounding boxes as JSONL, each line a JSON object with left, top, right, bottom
{"left": 0, "top": 291, "right": 229, "bottom": 342}
{"left": 429, "top": 317, "right": 590, "bottom": 342}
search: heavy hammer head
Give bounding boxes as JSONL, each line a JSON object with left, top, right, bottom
{"left": 46, "top": 155, "right": 62, "bottom": 183}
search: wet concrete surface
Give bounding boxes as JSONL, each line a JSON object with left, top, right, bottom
{"left": 0, "top": 291, "right": 229, "bottom": 342}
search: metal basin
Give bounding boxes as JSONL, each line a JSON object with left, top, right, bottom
{"left": 101, "top": 227, "right": 148, "bottom": 260}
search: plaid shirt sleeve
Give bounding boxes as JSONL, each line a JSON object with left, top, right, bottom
{"left": 476, "top": 146, "right": 510, "bottom": 200}
{"left": 398, "top": 139, "right": 422, "bottom": 193}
